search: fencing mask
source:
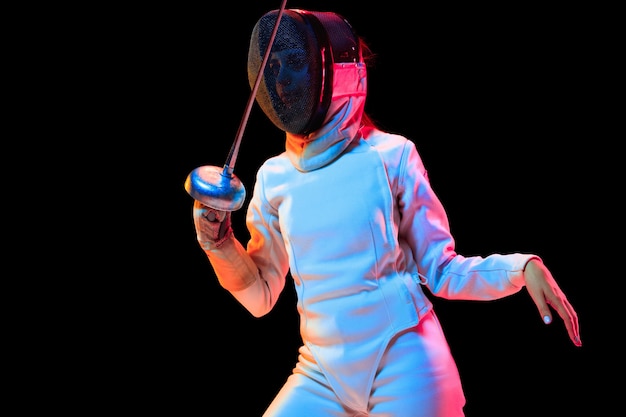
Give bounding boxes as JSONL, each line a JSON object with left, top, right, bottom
{"left": 248, "top": 9, "right": 361, "bottom": 135}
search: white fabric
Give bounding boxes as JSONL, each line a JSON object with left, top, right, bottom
{"left": 237, "top": 124, "right": 536, "bottom": 409}
{"left": 263, "top": 310, "right": 465, "bottom": 416}
{"left": 285, "top": 62, "right": 367, "bottom": 172}
{"left": 208, "top": 54, "right": 537, "bottom": 414}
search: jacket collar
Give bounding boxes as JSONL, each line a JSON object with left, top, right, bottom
{"left": 285, "top": 62, "right": 367, "bottom": 172}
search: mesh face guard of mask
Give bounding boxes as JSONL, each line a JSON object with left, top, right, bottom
{"left": 247, "top": 9, "right": 361, "bottom": 135}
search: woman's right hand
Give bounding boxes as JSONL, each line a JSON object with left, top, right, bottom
{"left": 192, "top": 200, "right": 232, "bottom": 249}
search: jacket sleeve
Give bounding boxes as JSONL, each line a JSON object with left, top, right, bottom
{"left": 205, "top": 162, "right": 291, "bottom": 318}
{"left": 396, "top": 139, "right": 538, "bottom": 300}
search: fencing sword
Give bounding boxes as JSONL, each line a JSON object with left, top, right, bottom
{"left": 184, "top": 0, "right": 288, "bottom": 211}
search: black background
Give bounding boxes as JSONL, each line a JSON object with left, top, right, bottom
{"left": 50, "top": 1, "right": 613, "bottom": 415}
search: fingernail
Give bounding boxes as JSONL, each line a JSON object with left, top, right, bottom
{"left": 543, "top": 315, "right": 551, "bottom": 324}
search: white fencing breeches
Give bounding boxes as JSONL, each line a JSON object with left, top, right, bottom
{"left": 262, "top": 310, "right": 466, "bottom": 416}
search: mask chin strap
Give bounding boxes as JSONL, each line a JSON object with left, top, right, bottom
{"left": 184, "top": 0, "right": 289, "bottom": 211}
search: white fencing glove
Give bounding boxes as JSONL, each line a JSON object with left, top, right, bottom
{"left": 193, "top": 200, "right": 233, "bottom": 250}
{"left": 192, "top": 199, "right": 259, "bottom": 292}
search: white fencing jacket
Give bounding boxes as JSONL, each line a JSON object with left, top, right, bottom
{"left": 204, "top": 62, "right": 537, "bottom": 406}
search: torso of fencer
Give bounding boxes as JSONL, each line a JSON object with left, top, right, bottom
{"left": 248, "top": 129, "right": 434, "bottom": 407}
